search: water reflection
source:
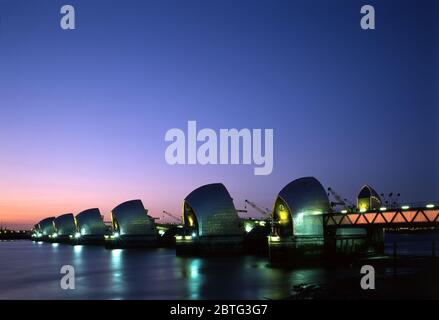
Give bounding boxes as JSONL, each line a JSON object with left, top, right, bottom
{"left": 189, "top": 259, "right": 201, "bottom": 278}
{"left": 188, "top": 259, "right": 202, "bottom": 299}
{"left": 174, "top": 256, "right": 308, "bottom": 299}
{"left": 71, "top": 245, "right": 84, "bottom": 270}
{"left": 110, "top": 249, "right": 124, "bottom": 294}
{"left": 1, "top": 238, "right": 423, "bottom": 300}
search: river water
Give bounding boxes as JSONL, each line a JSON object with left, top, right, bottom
{"left": 0, "top": 234, "right": 437, "bottom": 299}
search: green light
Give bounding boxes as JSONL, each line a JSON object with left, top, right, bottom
{"left": 269, "top": 235, "right": 280, "bottom": 242}
{"left": 426, "top": 204, "right": 435, "bottom": 209}
{"left": 341, "top": 209, "right": 348, "bottom": 214}
{"left": 52, "top": 233, "right": 58, "bottom": 238}
{"left": 401, "top": 205, "right": 410, "bottom": 210}
{"left": 379, "top": 207, "right": 387, "bottom": 211}
{"left": 175, "top": 235, "right": 183, "bottom": 240}
{"left": 74, "top": 232, "right": 81, "bottom": 239}
{"left": 110, "top": 232, "right": 119, "bottom": 239}
{"left": 245, "top": 223, "right": 253, "bottom": 233}
{"left": 191, "top": 232, "right": 196, "bottom": 237}
{"left": 359, "top": 208, "right": 367, "bottom": 213}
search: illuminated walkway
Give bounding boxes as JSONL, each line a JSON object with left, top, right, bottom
{"left": 325, "top": 205, "right": 439, "bottom": 229}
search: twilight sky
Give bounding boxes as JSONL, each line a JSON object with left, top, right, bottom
{"left": 0, "top": 0, "right": 438, "bottom": 228}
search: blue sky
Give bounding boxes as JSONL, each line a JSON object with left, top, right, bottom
{"left": 0, "top": 0, "right": 437, "bottom": 227}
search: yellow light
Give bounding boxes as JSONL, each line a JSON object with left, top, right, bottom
{"left": 184, "top": 235, "right": 192, "bottom": 240}
{"left": 278, "top": 210, "right": 289, "bottom": 222}
{"left": 358, "top": 200, "right": 369, "bottom": 212}
{"left": 341, "top": 210, "right": 348, "bottom": 214}
{"left": 269, "top": 235, "right": 280, "bottom": 242}
{"left": 427, "top": 204, "right": 435, "bottom": 209}
{"left": 379, "top": 207, "right": 387, "bottom": 211}
{"left": 175, "top": 235, "right": 183, "bottom": 240}
{"left": 401, "top": 205, "right": 410, "bottom": 210}
{"left": 187, "top": 216, "right": 194, "bottom": 227}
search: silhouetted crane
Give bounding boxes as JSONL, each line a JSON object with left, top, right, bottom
{"left": 162, "top": 210, "right": 181, "bottom": 223}
{"left": 381, "top": 192, "right": 401, "bottom": 209}
{"left": 327, "top": 187, "right": 355, "bottom": 210}
{"left": 244, "top": 200, "right": 271, "bottom": 218}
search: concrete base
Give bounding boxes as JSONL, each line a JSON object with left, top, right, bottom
{"left": 49, "top": 236, "right": 71, "bottom": 244}
{"left": 105, "top": 235, "right": 159, "bottom": 249}
{"left": 269, "top": 229, "right": 385, "bottom": 265}
{"left": 269, "top": 236, "right": 326, "bottom": 265}
{"left": 73, "top": 236, "right": 106, "bottom": 246}
{"left": 176, "top": 236, "right": 243, "bottom": 255}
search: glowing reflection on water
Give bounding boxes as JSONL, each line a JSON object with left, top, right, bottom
{"left": 190, "top": 259, "right": 201, "bottom": 279}
{"left": 110, "top": 249, "right": 124, "bottom": 293}
{"left": 188, "top": 259, "right": 202, "bottom": 299}
{"left": 1, "top": 240, "right": 412, "bottom": 299}
{"left": 51, "top": 243, "right": 59, "bottom": 254}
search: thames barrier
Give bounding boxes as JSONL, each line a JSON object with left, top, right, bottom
{"left": 24, "top": 176, "right": 439, "bottom": 266}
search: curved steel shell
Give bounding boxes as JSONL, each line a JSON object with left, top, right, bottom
{"left": 54, "top": 213, "right": 76, "bottom": 235}
{"left": 76, "top": 208, "right": 106, "bottom": 236}
{"left": 38, "top": 217, "right": 56, "bottom": 235}
{"left": 357, "top": 185, "right": 382, "bottom": 210}
{"left": 184, "top": 183, "right": 243, "bottom": 236}
{"left": 274, "top": 177, "right": 330, "bottom": 236}
{"left": 111, "top": 199, "right": 156, "bottom": 236}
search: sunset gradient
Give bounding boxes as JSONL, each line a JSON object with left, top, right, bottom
{"left": 0, "top": 0, "right": 438, "bottom": 228}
